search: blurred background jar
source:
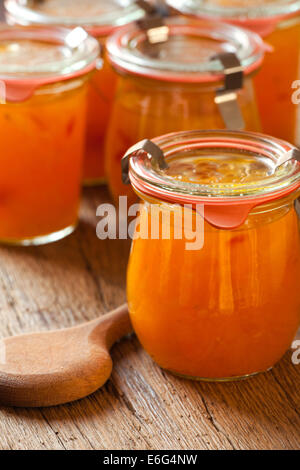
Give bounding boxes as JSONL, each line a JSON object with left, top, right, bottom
{"left": 105, "top": 17, "right": 264, "bottom": 202}
{"left": 166, "top": 0, "right": 300, "bottom": 146}
{"left": 124, "top": 129, "right": 300, "bottom": 380}
{"left": 4, "top": 0, "right": 146, "bottom": 185}
{"left": 0, "top": 25, "right": 99, "bottom": 245}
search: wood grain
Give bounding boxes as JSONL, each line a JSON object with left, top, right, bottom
{"left": 0, "top": 187, "right": 299, "bottom": 450}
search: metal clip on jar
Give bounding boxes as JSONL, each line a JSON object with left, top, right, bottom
{"left": 124, "top": 129, "right": 300, "bottom": 381}
{"left": 0, "top": 25, "right": 99, "bottom": 245}
{"left": 135, "top": 0, "right": 170, "bottom": 44}
{"left": 4, "top": 0, "right": 146, "bottom": 185}
{"left": 105, "top": 17, "right": 264, "bottom": 202}
{"left": 167, "top": 0, "right": 300, "bottom": 146}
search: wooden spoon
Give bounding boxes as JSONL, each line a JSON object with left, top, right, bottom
{"left": 0, "top": 304, "right": 131, "bottom": 408}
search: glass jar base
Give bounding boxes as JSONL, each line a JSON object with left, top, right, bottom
{"left": 165, "top": 367, "right": 273, "bottom": 383}
{"left": 0, "top": 224, "right": 77, "bottom": 247}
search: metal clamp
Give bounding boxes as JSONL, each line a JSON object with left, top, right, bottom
{"left": 213, "top": 52, "right": 245, "bottom": 131}
{"left": 135, "top": 0, "right": 169, "bottom": 44}
{"left": 122, "top": 139, "right": 168, "bottom": 184}
{"left": 295, "top": 198, "right": 300, "bottom": 217}
{"left": 275, "top": 148, "right": 300, "bottom": 169}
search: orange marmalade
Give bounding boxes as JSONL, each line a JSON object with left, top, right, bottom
{"left": 0, "top": 26, "right": 99, "bottom": 244}
{"left": 106, "top": 18, "right": 264, "bottom": 202}
{"left": 5, "top": 0, "right": 145, "bottom": 185}
{"left": 125, "top": 130, "right": 300, "bottom": 380}
{"left": 167, "top": 0, "right": 300, "bottom": 145}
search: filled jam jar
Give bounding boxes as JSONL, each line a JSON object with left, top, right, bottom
{"left": 105, "top": 17, "right": 264, "bottom": 202}
{"left": 0, "top": 25, "right": 99, "bottom": 244}
{"left": 167, "top": 0, "right": 300, "bottom": 145}
{"left": 5, "top": 0, "right": 145, "bottom": 185}
{"left": 124, "top": 130, "right": 300, "bottom": 380}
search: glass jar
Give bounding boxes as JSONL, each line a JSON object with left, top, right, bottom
{"left": 0, "top": 25, "right": 99, "bottom": 245}
{"left": 4, "top": 0, "right": 145, "bottom": 185}
{"left": 124, "top": 129, "right": 300, "bottom": 381}
{"left": 105, "top": 17, "right": 264, "bottom": 202}
{"left": 167, "top": 0, "right": 300, "bottom": 146}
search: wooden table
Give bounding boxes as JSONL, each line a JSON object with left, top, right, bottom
{"left": 0, "top": 187, "right": 299, "bottom": 450}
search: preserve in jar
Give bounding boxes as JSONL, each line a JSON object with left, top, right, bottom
{"left": 5, "top": 0, "right": 145, "bottom": 185}
{"left": 167, "top": 0, "right": 300, "bottom": 145}
{"left": 105, "top": 17, "right": 264, "bottom": 202}
{"left": 0, "top": 25, "right": 99, "bottom": 245}
{"left": 124, "top": 130, "right": 300, "bottom": 380}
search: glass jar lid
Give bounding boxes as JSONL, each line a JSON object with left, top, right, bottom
{"left": 0, "top": 25, "right": 100, "bottom": 102}
{"left": 4, "top": 0, "right": 146, "bottom": 37}
{"left": 107, "top": 17, "right": 264, "bottom": 82}
{"left": 126, "top": 130, "right": 300, "bottom": 229}
{"left": 166, "top": 0, "right": 300, "bottom": 20}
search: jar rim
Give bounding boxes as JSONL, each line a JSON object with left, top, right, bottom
{"left": 4, "top": 0, "right": 145, "bottom": 37}
{"left": 0, "top": 25, "right": 100, "bottom": 102}
{"left": 166, "top": 0, "right": 300, "bottom": 21}
{"left": 107, "top": 17, "right": 264, "bottom": 82}
{"left": 128, "top": 130, "right": 300, "bottom": 203}
{"left": 0, "top": 25, "right": 100, "bottom": 78}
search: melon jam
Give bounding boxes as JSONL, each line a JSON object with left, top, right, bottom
{"left": 125, "top": 130, "right": 300, "bottom": 380}
{"left": 105, "top": 17, "right": 264, "bottom": 202}
{"left": 5, "top": 0, "right": 145, "bottom": 185}
{"left": 0, "top": 26, "right": 99, "bottom": 244}
{"left": 167, "top": 0, "right": 300, "bottom": 146}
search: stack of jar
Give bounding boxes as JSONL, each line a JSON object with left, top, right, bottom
{"left": 2, "top": 0, "right": 300, "bottom": 381}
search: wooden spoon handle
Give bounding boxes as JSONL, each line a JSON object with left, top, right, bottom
{"left": 93, "top": 304, "right": 132, "bottom": 349}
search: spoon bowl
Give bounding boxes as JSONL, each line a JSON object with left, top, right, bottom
{"left": 0, "top": 304, "right": 131, "bottom": 407}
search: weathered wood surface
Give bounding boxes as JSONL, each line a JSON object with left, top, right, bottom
{"left": 0, "top": 187, "right": 299, "bottom": 450}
